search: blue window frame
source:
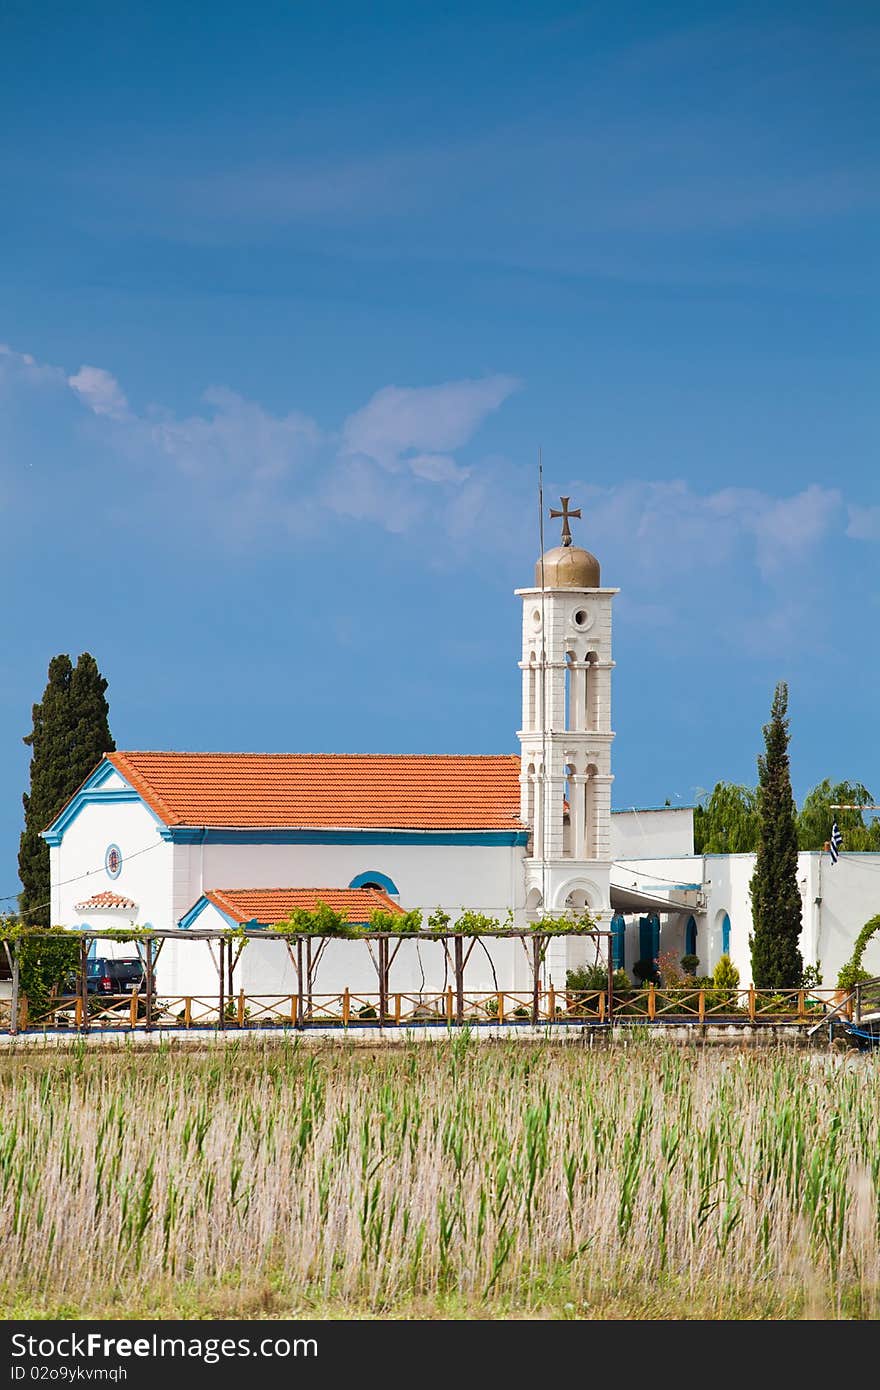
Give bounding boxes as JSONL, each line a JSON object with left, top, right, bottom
{"left": 721, "top": 913, "right": 731, "bottom": 957}
{"left": 348, "top": 870, "right": 399, "bottom": 897}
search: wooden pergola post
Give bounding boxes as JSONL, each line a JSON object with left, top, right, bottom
{"left": 296, "top": 937, "right": 304, "bottom": 1028}
{"left": 79, "top": 935, "right": 90, "bottom": 1033}
{"left": 306, "top": 937, "right": 313, "bottom": 1023}
{"left": 9, "top": 941, "right": 20, "bottom": 1037}
{"left": 531, "top": 935, "right": 541, "bottom": 1024}
{"left": 454, "top": 933, "right": 464, "bottom": 1024}
{"left": 144, "top": 936, "right": 154, "bottom": 1032}
{"left": 218, "top": 936, "right": 226, "bottom": 1030}
{"left": 607, "top": 936, "right": 615, "bottom": 1021}
{"left": 378, "top": 936, "right": 388, "bottom": 1024}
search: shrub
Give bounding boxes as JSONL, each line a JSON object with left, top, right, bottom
{"left": 565, "top": 963, "right": 607, "bottom": 992}
{"left": 712, "top": 955, "right": 740, "bottom": 990}
{"left": 800, "top": 961, "right": 823, "bottom": 990}
{"left": 565, "top": 964, "right": 630, "bottom": 995}
{"left": 836, "top": 962, "right": 871, "bottom": 994}
{"left": 680, "top": 954, "right": 700, "bottom": 976}
{"left": 632, "top": 958, "right": 659, "bottom": 984}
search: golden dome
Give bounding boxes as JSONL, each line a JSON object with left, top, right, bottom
{"left": 535, "top": 544, "right": 600, "bottom": 589}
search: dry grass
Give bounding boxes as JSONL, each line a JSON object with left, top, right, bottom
{"left": 0, "top": 1036, "right": 878, "bottom": 1319}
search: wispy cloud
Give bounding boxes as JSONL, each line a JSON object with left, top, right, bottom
{"left": 340, "top": 375, "right": 519, "bottom": 473}
{"left": 0, "top": 338, "right": 866, "bottom": 640}
{"left": 68, "top": 365, "right": 130, "bottom": 421}
{"left": 575, "top": 478, "right": 842, "bottom": 581}
{"left": 846, "top": 504, "right": 880, "bottom": 542}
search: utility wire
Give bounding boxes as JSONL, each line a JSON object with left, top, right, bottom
{"left": 0, "top": 838, "right": 167, "bottom": 920}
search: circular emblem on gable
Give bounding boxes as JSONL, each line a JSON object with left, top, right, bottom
{"left": 105, "top": 844, "right": 122, "bottom": 880}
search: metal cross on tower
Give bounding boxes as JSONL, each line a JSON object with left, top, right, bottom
{"left": 549, "top": 496, "right": 582, "bottom": 547}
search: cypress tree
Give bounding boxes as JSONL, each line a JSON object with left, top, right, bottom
{"left": 749, "top": 682, "right": 803, "bottom": 988}
{"left": 19, "top": 653, "right": 115, "bottom": 926}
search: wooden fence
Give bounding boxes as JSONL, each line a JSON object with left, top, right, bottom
{"left": 3, "top": 985, "right": 850, "bottom": 1033}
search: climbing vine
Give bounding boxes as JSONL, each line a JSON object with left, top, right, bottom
{"left": 837, "top": 913, "right": 880, "bottom": 991}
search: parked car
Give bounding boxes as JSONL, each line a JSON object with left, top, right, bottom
{"left": 85, "top": 957, "right": 147, "bottom": 995}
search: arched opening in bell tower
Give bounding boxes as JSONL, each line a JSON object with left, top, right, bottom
{"left": 584, "top": 651, "right": 599, "bottom": 730}
{"left": 527, "top": 652, "right": 537, "bottom": 730}
{"left": 584, "top": 762, "right": 598, "bottom": 858}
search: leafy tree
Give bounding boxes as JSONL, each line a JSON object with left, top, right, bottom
{"left": 749, "top": 683, "right": 803, "bottom": 988}
{"left": 693, "top": 782, "right": 760, "bottom": 853}
{"left": 798, "top": 780, "right": 880, "bottom": 851}
{"left": 19, "top": 653, "right": 115, "bottom": 927}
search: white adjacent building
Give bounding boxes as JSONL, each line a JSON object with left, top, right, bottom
{"left": 43, "top": 506, "right": 880, "bottom": 992}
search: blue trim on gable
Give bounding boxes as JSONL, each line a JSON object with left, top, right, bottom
{"left": 349, "top": 870, "right": 400, "bottom": 895}
{"left": 178, "top": 897, "right": 212, "bottom": 930}
{"left": 178, "top": 896, "right": 265, "bottom": 931}
{"left": 43, "top": 760, "right": 167, "bottom": 846}
{"left": 162, "top": 827, "right": 529, "bottom": 847}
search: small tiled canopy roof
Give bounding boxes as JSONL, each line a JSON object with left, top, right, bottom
{"left": 75, "top": 891, "right": 137, "bottom": 911}
{"left": 205, "top": 887, "right": 404, "bottom": 926}
{"left": 103, "top": 751, "right": 524, "bottom": 831}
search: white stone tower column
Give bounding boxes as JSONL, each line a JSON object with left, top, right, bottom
{"left": 515, "top": 498, "right": 618, "bottom": 985}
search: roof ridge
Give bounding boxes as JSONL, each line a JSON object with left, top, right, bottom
{"left": 116, "top": 750, "right": 520, "bottom": 759}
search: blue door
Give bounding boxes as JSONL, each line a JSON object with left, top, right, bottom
{"left": 685, "top": 915, "right": 697, "bottom": 958}
{"left": 639, "top": 913, "right": 660, "bottom": 963}
{"left": 611, "top": 914, "right": 626, "bottom": 971}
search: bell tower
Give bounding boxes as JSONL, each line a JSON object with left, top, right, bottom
{"left": 515, "top": 498, "right": 617, "bottom": 956}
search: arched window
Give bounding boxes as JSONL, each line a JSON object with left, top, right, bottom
{"left": 611, "top": 913, "right": 626, "bottom": 971}
{"left": 349, "top": 870, "right": 399, "bottom": 898}
{"left": 721, "top": 912, "right": 731, "bottom": 957}
{"left": 685, "top": 915, "right": 697, "bottom": 958}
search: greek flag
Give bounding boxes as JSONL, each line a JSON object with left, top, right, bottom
{"left": 829, "top": 820, "right": 843, "bottom": 864}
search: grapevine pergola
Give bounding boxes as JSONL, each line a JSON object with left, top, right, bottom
{"left": 0, "top": 924, "right": 613, "bottom": 1035}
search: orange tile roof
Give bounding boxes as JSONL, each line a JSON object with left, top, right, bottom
{"left": 107, "top": 751, "right": 523, "bottom": 831}
{"left": 75, "top": 891, "right": 138, "bottom": 911}
{"left": 205, "top": 887, "right": 403, "bottom": 925}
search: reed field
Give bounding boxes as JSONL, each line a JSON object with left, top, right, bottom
{"left": 0, "top": 1036, "right": 878, "bottom": 1320}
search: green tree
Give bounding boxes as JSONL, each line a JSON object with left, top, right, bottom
{"left": 19, "top": 653, "right": 115, "bottom": 927}
{"left": 797, "top": 779, "right": 880, "bottom": 851}
{"left": 749, "top": 682, "right": 803, "bottom": 988}
{"left": 693, "top": 782, "right": 760, "bottom": 853}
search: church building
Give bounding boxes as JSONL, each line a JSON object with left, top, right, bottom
{"left": 44, "top": 504, "right": 880, "bottom": 994}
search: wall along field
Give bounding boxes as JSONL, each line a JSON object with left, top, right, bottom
{"left": 0, "top": 1038, "right": 878, "bottom": 1319}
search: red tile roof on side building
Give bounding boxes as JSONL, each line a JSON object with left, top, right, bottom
{"left": 105, "top": 751, "right": 523, "bottom": 831}
{"left": 75, "top": 891, "right": 138, "bottom": 911}
{"left": 205, "top": 886, "right": 403, "bottom": 926}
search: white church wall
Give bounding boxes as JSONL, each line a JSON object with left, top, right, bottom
{"left": 806, "top": 853, "right": 880, "bottom": 984}
{"left": 172, "top": 840, "right": 527, "bottom": 933}
{"left": 611, "top": 807, "right": 694, "bottom": 858}
{"left": 51, "top": 798, "right": 173, "bottom": 955}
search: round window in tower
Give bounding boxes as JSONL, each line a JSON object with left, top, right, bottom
{"left": 572, "top": 607, "right": 593, "bottom": 631}
{"left": 532, "top": 608, "right": 542, "bottom": 629}
{"left": 105, "top": 844, "right": 122, "bottom": 880}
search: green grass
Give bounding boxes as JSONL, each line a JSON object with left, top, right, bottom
{"left": 0, "top": 1038, "right": 878, "bottom": 1319}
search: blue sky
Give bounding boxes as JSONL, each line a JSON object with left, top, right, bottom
{"left": 1, "top": 0, "right": 878, "bottom": 898}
